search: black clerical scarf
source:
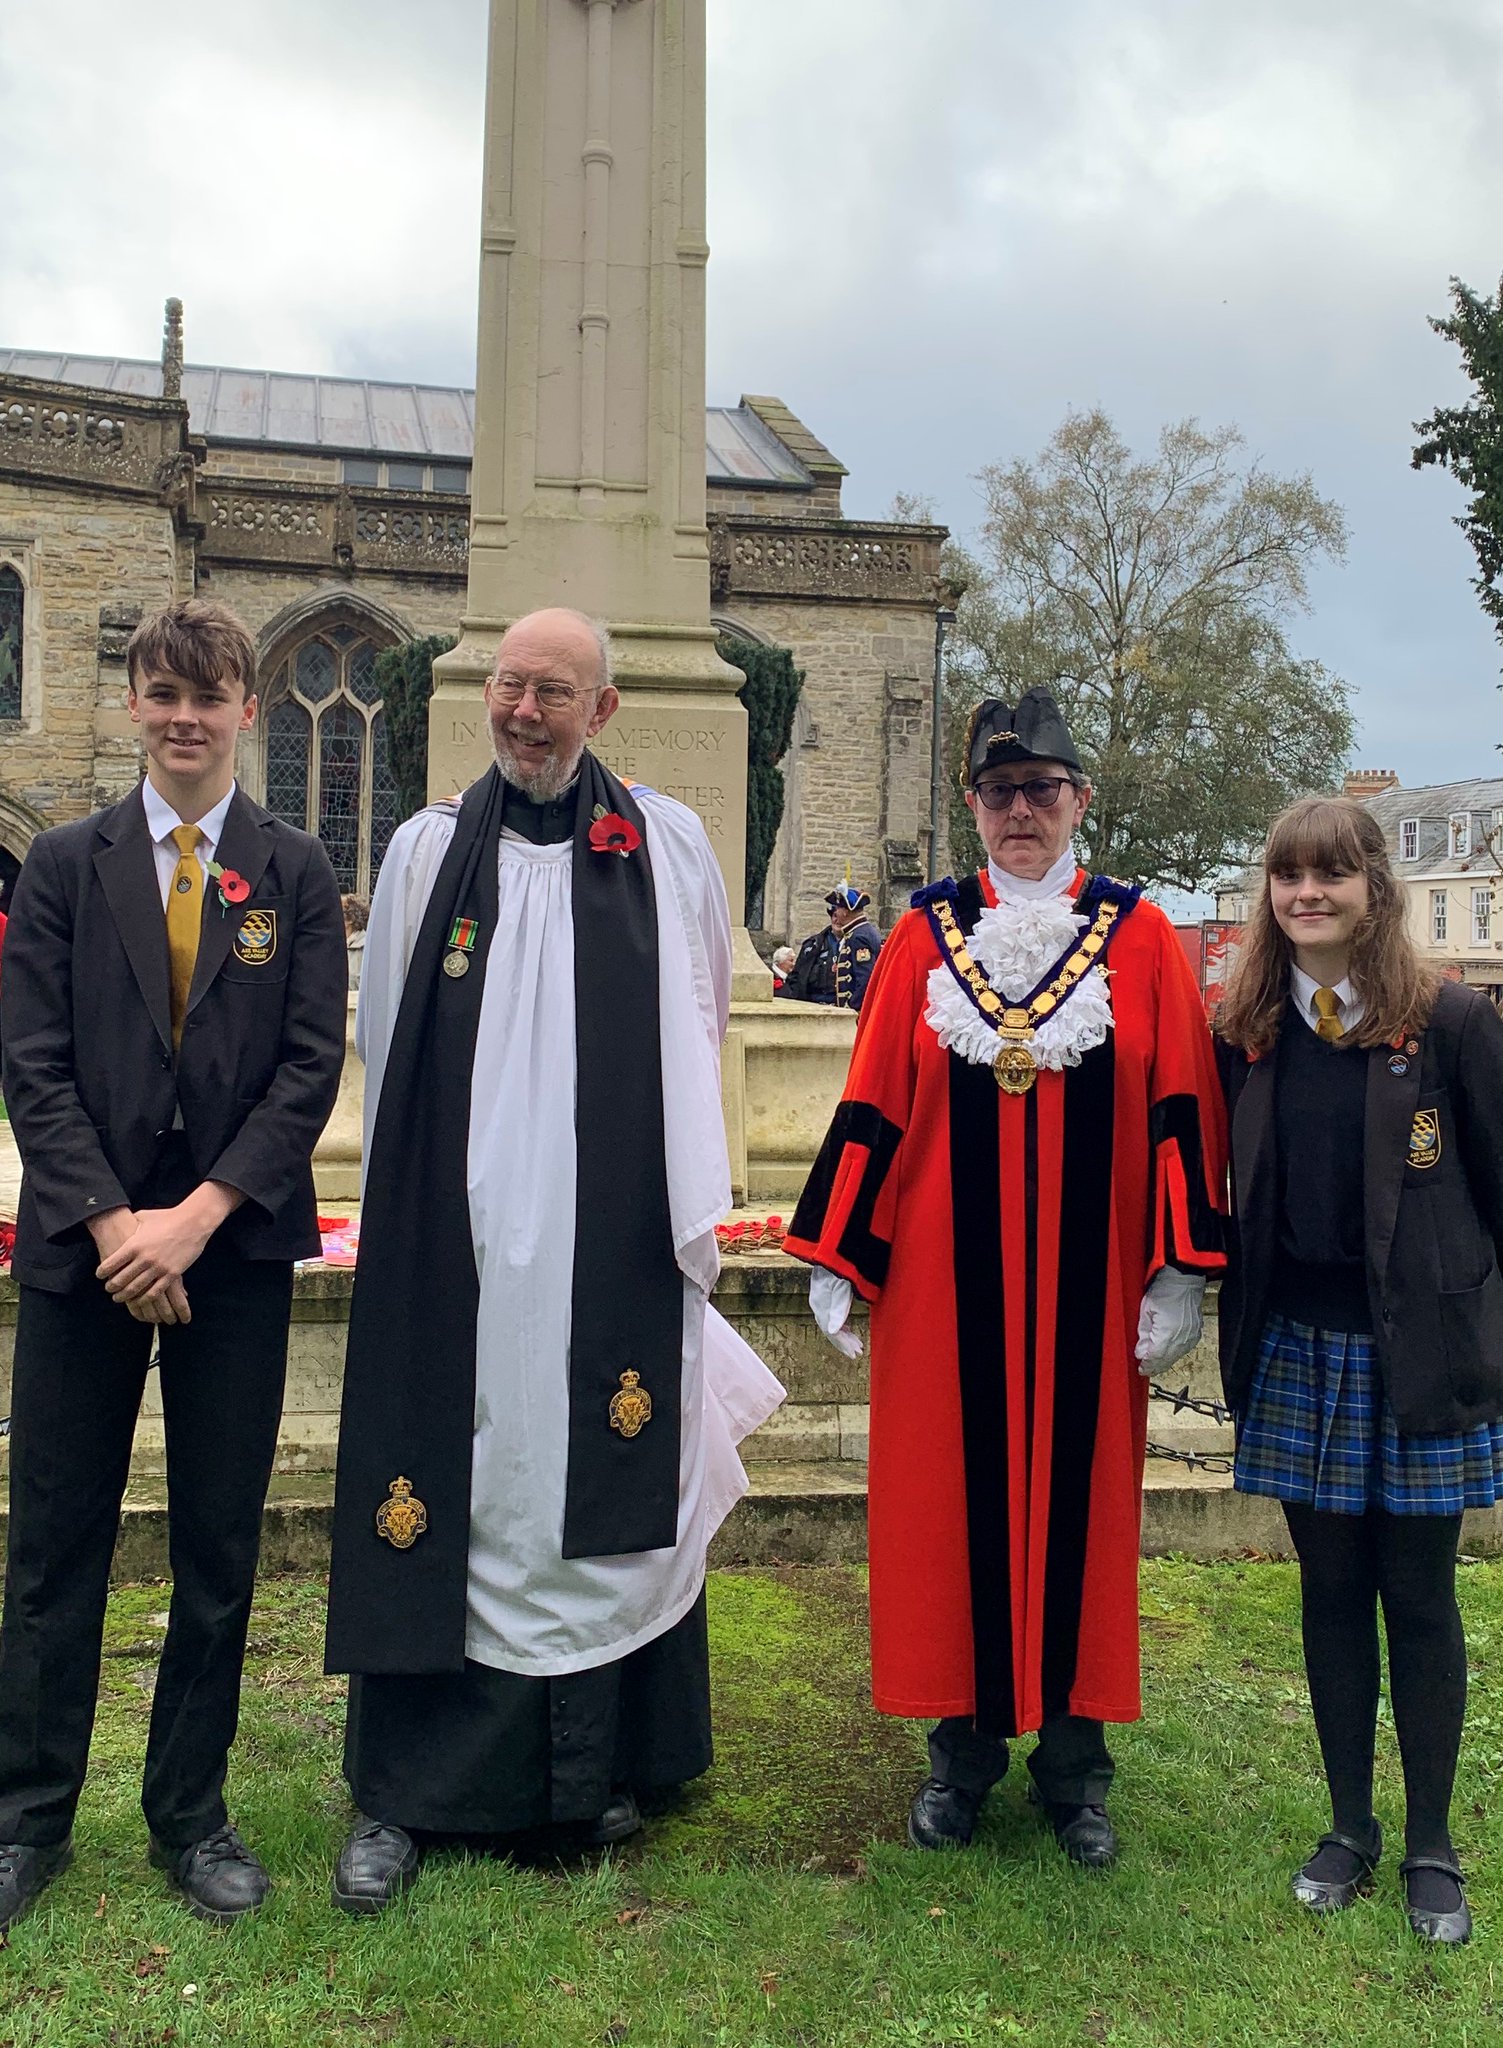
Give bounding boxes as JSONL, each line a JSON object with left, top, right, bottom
{"left": 326, "top": 755, "right": 682, "bottom": 1676}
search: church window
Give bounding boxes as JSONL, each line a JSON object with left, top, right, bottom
{"left": 260, "top": 631, "right": 402, "bottom": 896}
{"left": 431, "top": 465, "right": 469, "bottom": 494}
{"left": 0, "top": 565, "right": 23, "bottom": 721}
{"left": 388, "top": 461, "right": 426, "bottom": 491}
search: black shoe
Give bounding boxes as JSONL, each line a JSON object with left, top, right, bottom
{"left": 1028, "top": 1787, "right": 1118, "bottom": 1869}
{"left": 332, "top": 1819, "right": 422, "bottom": 1916}
{"left": 0, "top": 1837, "right": 73, "bottom": 1933}
{"left": 587, "top": 1790, "right": 644, "bottom": 1847}
{"left": 1291, "top": 1824, "right": 1382, "bottom": 1914}
{"left": 1400, "top": 1856, "right": 1472, "bottom": 1945}
{"left": 907, "top": 1778, "right": 982, "bottom": 1851}
{"left": 149, "top": 1824, "right": 269, "bottom": 1924}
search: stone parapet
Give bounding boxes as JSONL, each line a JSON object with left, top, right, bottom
{"left": 0, "top": 373, "right": 194, "bottom": 504}
{"left": 198, "top": 477, "right": 470, "bottom": 582}
{"left": 710, "top": 513, "right": 945, "bottom": 609}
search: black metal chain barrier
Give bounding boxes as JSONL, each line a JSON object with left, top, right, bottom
{"left": 1148, "top": 1381, "right": 1231, "bottom": 1424}
{"left": 1144, "top": 1440, "right": 1234, "bottom": 1475}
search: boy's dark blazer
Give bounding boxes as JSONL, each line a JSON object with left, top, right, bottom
{"left": 1217, "top": 981, "right": 1503, "bottom": 1436}
{"left": 1, "top": 783, "right": 347, "bottom": 1292}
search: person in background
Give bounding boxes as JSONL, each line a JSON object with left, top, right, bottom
{"left": 771, "top": 944, "right": 796, "bottom": 993}
{"left": 778, "top": 882, "right": 882, "bottom": 1011}
{"left": 786, "top": 691, "right": 1226, "bottom": 1869}
{"left": 1217, "top": 795, "right": 1503, "bottom": 1946}
{"left": 0, "top": 599, "right": 345, "bottom": 1931}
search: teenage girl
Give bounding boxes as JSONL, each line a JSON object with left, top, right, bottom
{"left": 1218, "top": 795, "right": 1503, "bottom": 1945}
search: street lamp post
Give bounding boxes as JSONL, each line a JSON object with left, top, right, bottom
{"left": 928, "top": 595, "right": 958, "bottom": 883}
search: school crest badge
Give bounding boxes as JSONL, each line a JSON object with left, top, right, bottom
{"left": 232, "top": 908, "right": 276, "bottom": 966}
{"left": 1408, "top": 1108, "right": 1442, "bottom": 1171}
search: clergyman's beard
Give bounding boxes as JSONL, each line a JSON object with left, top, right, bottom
{"left": 494, "top": 725, "right": 585, "bottom": 801}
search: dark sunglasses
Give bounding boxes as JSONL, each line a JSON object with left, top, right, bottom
{"left": 969, "top": 776, "right": 1077, "bottom": 812}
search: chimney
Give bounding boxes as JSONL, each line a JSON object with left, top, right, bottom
{"left": 1343, "top": 768, "right": 1400, "bottom": 802}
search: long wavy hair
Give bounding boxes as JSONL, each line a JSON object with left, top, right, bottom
{"left": 1217, "top": 795, "right": 1439, "bottom": 1058}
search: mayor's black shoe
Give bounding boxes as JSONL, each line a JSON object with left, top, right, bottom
{"left": 587, "top": 1790, "right": 644, "bottom": 1847}
{"left": 0, "top": 1837, "right": 73, "bottom": 1932}
{"left": 332, "top": 1819, "right": 422, "bottom": 1916}
{"left": 150, "top": 1824, "right": 270, "bottom": 1924}
{"left": 1029, "top": 1788, "right": 1118, "bottom": 1869}
{"left": 907, "top": 1778, "right": 982, "bottom": 1851}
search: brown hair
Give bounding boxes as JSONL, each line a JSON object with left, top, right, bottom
{"left": 126, "top": 599, "right": 257, "bottom": 697}
{"left": 1217, "top": 795, "right": 1439, "bottom": 1058}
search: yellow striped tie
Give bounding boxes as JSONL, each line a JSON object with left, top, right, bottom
{"left": 1313, "top": 986, "right": 1345, "bottom": 1043}
{"left": 165, "top": 822, "right": 203, "bottom": 1049}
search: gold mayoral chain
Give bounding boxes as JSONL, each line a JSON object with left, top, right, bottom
{"left": 925, "top": 890, "right": 1129, "bottom": 1095}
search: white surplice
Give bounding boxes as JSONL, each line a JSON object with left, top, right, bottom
{"left": 357, "top": 783, "right": 784, "bottom": 1679}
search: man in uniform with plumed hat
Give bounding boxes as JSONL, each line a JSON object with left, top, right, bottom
{"left": 778, "top": 880, "right": 883, "bottom": 1011}
{"left": 786, "top": 688, "right": 1228, "bottom": 1867}
{"left": 324, "top": 607, "right": 781, "bottom": 1912}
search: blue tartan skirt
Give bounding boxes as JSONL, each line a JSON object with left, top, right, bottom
{"left": 1234, "top": 1313, "right": 1503, "bottom": 1517}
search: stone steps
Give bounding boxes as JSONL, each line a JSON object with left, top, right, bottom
{"left": 8, "top": 1461, "right": 1502, "bottom": 1586}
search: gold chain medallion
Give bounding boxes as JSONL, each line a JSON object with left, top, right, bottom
{"left": 609, "top": 1369, "right": 653, "bottom": 1438}
{"left": 929, "top": 893, "right": 1123, "bottom": 1091}
{"left": 375, "top": 1475, "right": 429, "bottom": 1550}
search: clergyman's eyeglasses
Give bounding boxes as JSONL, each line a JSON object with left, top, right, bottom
{"left": 490, "top": 677, "right": 588, "bottom": 711}
{"left": 969, "top": 776, "right": 1077, "bottom": 812}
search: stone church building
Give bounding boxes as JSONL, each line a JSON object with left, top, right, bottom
{"left": 0, "top": 309, "right": 946, "bottom": 940}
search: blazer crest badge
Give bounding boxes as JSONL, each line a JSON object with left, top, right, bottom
{"left": 1408, "top": 1108, "right": 1442, "bottom": 1171}
{"left": 232, "top": 909, "right": 276, "bottom": 966}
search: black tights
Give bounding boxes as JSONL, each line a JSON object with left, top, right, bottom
{"left": 1284, "top": 1504, "right": 1466, "bottom": 1896}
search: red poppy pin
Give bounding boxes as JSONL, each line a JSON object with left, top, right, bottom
{"left": 205, "top": 860, "right": 251, "bottom": 914}
{"left": 588, "top": 808, "right": 641, "bottom": 858}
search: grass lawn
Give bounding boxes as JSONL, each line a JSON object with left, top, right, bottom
{"left": 3, "top": 1559, "right": 1502, "bottom": 2047}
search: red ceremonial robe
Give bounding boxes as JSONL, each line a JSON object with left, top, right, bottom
{"left": 785, "top": 870, "right": 1227, "bottom": 1733}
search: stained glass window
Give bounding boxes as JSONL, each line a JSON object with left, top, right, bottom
{"left": 265, "top": 698, "right": 310, "bottom": 828}
{"left": 297, "top": 640, "right": 337, "bottom": 703}
{"left": 318, "top": 700, "right": 364, "bottom": 891}
{"left": 262, "top": 625, "right": 406, "bottom": 895}
{"left": 370, "top": 711, "right": 400, "bottom": 884}
{"left": 0, "top": 566, "right": 23, "bottom": 722}
{"left": 350, "top": 643, "right": 382, "bottom": 705}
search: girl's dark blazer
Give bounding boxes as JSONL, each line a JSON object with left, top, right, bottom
{"left": 1217, "top": 981, "right": 1503, "bottom": 1436}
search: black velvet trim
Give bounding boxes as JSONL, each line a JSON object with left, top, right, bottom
{"left": 949, "top": 1050, "right": 1017, "bottom": 1736}
{"left": 1149, "top": 1092, "right": 1226, "bottom": 1265}
{"left": 953, "top": 871, "right": 985, "bottom": 932}
{"left": 1040, "top": 1036, "right": 1116, "bottom": 1719}
{"left": 789, "top": 1099, "right": 902, "bottom": 1292}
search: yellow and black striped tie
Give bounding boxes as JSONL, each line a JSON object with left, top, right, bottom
{"left": 165, "top": 822, "right": 203, "bottom": 1049}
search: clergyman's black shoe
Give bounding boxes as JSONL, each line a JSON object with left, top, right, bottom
{"left": 587, "top": 1789, "right": 644, "bottom": 1847}
{"left": 1028, "top": 1788, "right": 1119, "bottom": 1869}
{"left": 332, "top": 1819, "right": 422, "bottom": 1916}
{"left": 149, "top": 1824, "right": 270, "bottom": 1924}
{"left": 907, "top": 1778, "right": 983, "bottom": 1851}
{"left": 0, "top": 1837, "right": 73, "bottom": 1932}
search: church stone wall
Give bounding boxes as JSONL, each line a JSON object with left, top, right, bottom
{"left": 0, "top": 478, "right": 182, "bottom": 841}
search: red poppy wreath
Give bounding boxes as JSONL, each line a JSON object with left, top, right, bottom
{"left": 588, "top": 811, "right": 641, "bottom": 857}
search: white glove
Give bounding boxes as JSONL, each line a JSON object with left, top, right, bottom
{"left": 1134, "top": 1267, "right": 1206, "bottom": 1376}
{"left": 810, "top": 1267, "right": 863, "bottom": 1359}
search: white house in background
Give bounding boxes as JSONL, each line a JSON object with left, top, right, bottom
{"left": 1216, "top": 769, "right": 1503, "bottom": 1004}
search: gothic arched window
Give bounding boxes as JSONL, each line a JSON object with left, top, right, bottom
{"left": 260, "top": 627, "right": 401, "bottom": 895}
{"left": 0, "top": 565, "right": 24, "bottom": 722}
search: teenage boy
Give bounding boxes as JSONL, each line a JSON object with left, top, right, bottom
{"left": 0, "top": 599, "right": 346, "bottom": 1928}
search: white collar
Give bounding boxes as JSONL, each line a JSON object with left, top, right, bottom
{"left": 1290, "top": 963, "right": 1364, "bottom": 1033}
{"left": 987, "top": 847, "right": 1080, "bottom": 903}
{"left": 141, "top": 776, "right": 237, "bottom": 850}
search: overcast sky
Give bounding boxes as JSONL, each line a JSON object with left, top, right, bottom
{"left": 3, "top": 0, "right": 1502, "bottom": 789}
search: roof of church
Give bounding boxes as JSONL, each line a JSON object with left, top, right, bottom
{"left": 0, "top": 349, "right": 816, "bottom": 487}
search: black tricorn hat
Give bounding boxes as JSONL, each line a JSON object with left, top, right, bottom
{"left": 965, "top": 690, "right": 1084, "bottom": 782}
{"left": 824, "top": 882, "right": 871, "bottom": 915}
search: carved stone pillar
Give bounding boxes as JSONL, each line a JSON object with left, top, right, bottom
{"left": 429, "top": 0, "right": 758, "bottom": 986}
